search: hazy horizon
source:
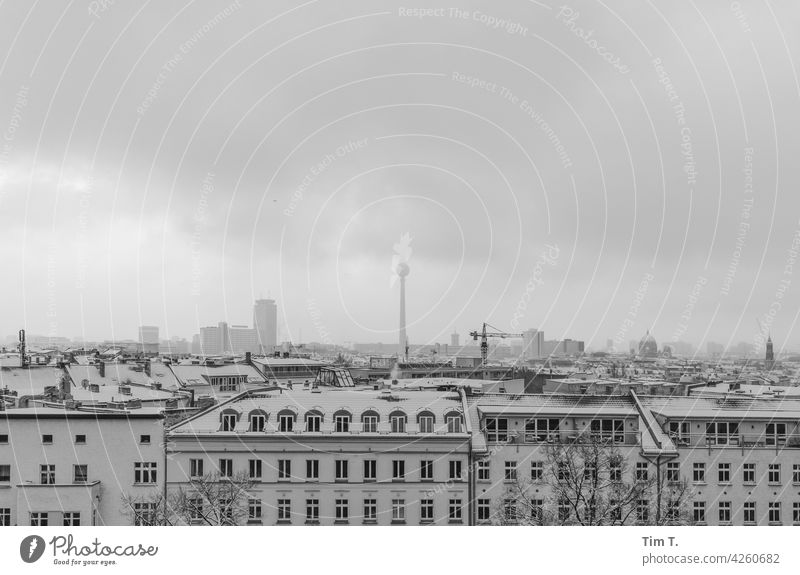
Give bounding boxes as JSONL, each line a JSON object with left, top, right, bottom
{"left": 1, "top": 1, "right": 799, "bottom": 354}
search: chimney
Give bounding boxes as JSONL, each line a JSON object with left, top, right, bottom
{"left": 60, "top": 372, "right": 71, "bottom": 397}
{"left": 98, "top": 362, "right": 105, "bottom": 378}
{"left": 144, "top": 360, "right": 151, "bottom": 377}
{"left": 245, "top": 351, "right": 251, "bottom": 364}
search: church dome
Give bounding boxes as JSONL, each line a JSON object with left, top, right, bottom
{"left": 638, "top": 331, "right": 658, "bottom": 358}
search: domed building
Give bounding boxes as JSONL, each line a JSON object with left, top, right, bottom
{"left": 638, "top": 330, "right": 658, "bottom": 358}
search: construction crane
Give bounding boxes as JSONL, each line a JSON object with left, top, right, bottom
{"left": 469, "top": 322, "right": 525, "bottom": 366}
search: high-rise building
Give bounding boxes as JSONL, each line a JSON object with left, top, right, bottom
{"left": 451, "top": 331, "right": 460, "bottom": 348}
{"left": 229, "top": 325, "right": 259, "bottom": 354}
{"left": 522, "top": 329, "right": 544, "bottom": 360}
{"left": 766, "top": 335, "right": 775, "bottom": 370}
{"left": 200, "top": 322, "right": 230, "bottom": 356}
{"left": 138, "top": 326, "right": 159, "bottom": 355}
{"left": 253, "top": 299, "right": 277, "bottom": 354}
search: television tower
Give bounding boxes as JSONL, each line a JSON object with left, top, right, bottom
{"left": 396, "top": 261, "right": 410, "bottom": 360}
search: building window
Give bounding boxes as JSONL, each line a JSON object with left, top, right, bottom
{"left": 277, "top": 499, "right": 291, "bottom": 522}
{"left": 503, "top": 499, "right": 518, "bottom": 523}
{"left": 766, "top": 423, "right": 787, "bottom": 446}
{"left": 743, "top": 501, "right": 756, "bottom": 525}
{"left": 188, "top": 498, "right": 203, "bottom": 522}
{"left": 42, "top": 434, "right": 53, "bottom": 444}
{"left": 249, "top": 459, "right": 262, "bottom": 480}
{"left": 306, "top": 459, "right": 319, "bottom": 480}
{"left": 525, "top": 418, "right": 560, "bottom": 442}
{"left": 278, "top": 414, "right": 294, "bottom": 433}
{"left": 0, "top": 508, "right": 10, "bottom": 526}
{"left": 477, "top": 459, "right": 490, "bottom": 481}
{"left": 75, "top": 434, "right": 86, "bottom": 444}
{"left": 391, "top": 499, "right": 405, "bottom": 523}
{"left": 557, "top": 461, "right": 570, "bottom": 481}
{"left": 743, "top": 463, "right": 755, "bottom": 484}
{"left": 421, "top": 499, "right": 434, "bottom": 522}
{"left": 769, "top": 502, "right": 781, "bottom": 524}
{"left": 248, "top": 499, "right": 262, "bottom": 522}
{"left": 718, "top": 501, "right": 731, "bottom": 523}
{"left": 557, "top": 499, "right": 570, "bottom": 522}
{"left": 0, "top": 465, "right": 10, "bottom": 483}
{"left": 448, "top": 499, "right": 462, "bottom": 522}
{"left": 361, "top": 499, "right": 376, "bottom": 523}
{"left": 0, "top": 435, "right": 7, "bottom": 443}
{"left": 531, "top": 461, "right": 543, "bottom": 481}
{"left": 363, "top": 459, "right": 376, "bottom": 481}
{"left": 530, "top": 498, "right": 544, "bottom": 523}
{"left": 73, "top": 464, "right": 88, "bottom": 483}
{"left": 392, "top": 460, "right": 405, "bottom": 481}
{"left": 792, "top": 464, "right": 800, "bottom": 485}
{"left": 484, "top": 417, "right": 508, "bottom": 442}
{"left": 692, "top": 462, "right": 705, "bottom": 483}
{"left": 63, "top": 512, "right": 80, "bottom": 526}
{"left": 768, "top": 464, "right": 781, "bottom": 484}
{"left": 189, "top": 458, "right": 204, "bottom": 479}
{"left": 668, "top": 421, "right": 690, "bottom": 444}
{"left": 140, "top": 435, "right": 151, "bottom": 444}
{"left": 666, "top": 462, "right": 679, "bottom": 483}
{"left": 477, "top": 498, "right": 491, "bottom": 522}
{"left": 793, "top": 502, "right": 800, "bottom": 525}
{"left": 335, "top": 460, "right": 349, "bottom": 481}
{"left": 590, "top": 418, "right": 625, "bottom": 444}
{"left": 705, "top": 421, "right": 739, "bottom": 445}
{"left": 278, "top": 459, "right": 291, "bottom": 480}
{"left": 335, "top": 499, "right": 349, "bottom": 522}
{"left": 718, "top": 463, "right": 730, "bottom": 484}
{"left": 504, "top": 461, "right": 517, "bottom": 482}
{"left": 30, "top": 512, "right": 49, "bottom": 526}
{"left": 220, "top": 413, "right": 237, "bottom": 431}
{"left": 390, "top": 414, "right": 407, "bottom": 433}
{"left": 40, "top": 464, "right": 55, "bottom": 485}
{"left": 446, "top": 415, "right": 462, "bottom": 433}
{"left": 132, "top": 503, "right": 157, "bottom": 526}
{"left": 249, "top": 414, "right": 266, "bottom": 432}
{"left": 693, "top": 501, "right": 706, "bottom": 524}
{"left": 609, "top": 499, "right": 622, "bottom": 522}
{"left": 635, "top": 462, "right": 648, "bottom": 482}
{"left": 609, "top": 461, "right": 621, "bottom": 482}
{"left": 362, "top": 415, "right": 378, "bottom": 433}
{"left": 636, "top": 500, "right": 650, "bottom": 522}
{"left": 334, "top": 415, "right": 351, "bottom": 433}
{"left": 666, "top": 500, "right": 680, "bottom": 523}
{"left": 449, "top": 460, "right": 462, "bottom": 481}
{"left": 584, "top": 463, "right": 597, "bottom": 482}
{"left": 305, "top": 499, "right": 320, "bottom": 523}
{"left": 305, "top": 415, "right": 321, "bottom": 432}
{"left": 419, "top": 416, "right": 434, "bottom": 434}
{"left": 219, "top": 459, "right": 233, "bottom": 478}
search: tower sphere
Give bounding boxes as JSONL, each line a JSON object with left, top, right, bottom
{"left": 395, "top": 262, "right": 410, "bottom": 277}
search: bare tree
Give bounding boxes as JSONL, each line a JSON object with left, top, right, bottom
{"left": 122, "top": 472, "right": 255, "bottom": 526}
{"left": 494, "top": 437, "right": 691, "bottom": 525}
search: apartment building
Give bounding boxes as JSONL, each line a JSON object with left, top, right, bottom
{"left": 0, "top": 404, "right": 165, "bottom": 526}
{"left": 167, "top": 388, "right": 470, "bottom": 525}
{"left": 467, "top": 392, "right": 800, "bottom": 526}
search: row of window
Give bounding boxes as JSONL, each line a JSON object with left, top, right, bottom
{"left": 473, "top": 459, "right": 800, "bottom": 486}
{"left": 221, "top": 411, "right": 463, "bottom": 433}
{"left": 669, "top": 421, "right": 790, "bottom": 446}
{"left": 133, "top": 498, "right": 465, "bottom": 525}
{"left": 692, "top": 501, "right": 799, "bottom": 525}
{"left": 483, "top": 418, "right": 629, "bottom": 443}
{"left": 479, "top": 497, "right": 680, "bottom": 524}
{"left": 0, "top": 462, "right": 158, "bottom": 485}
{"left": 189, "top": 458, "right": 465, "bottom": 482}
{"left": 0, "top": 434, "right": 152, "bottom": 445}
{"left": 690, "top": 462, "right": 797, "bottom": 485}
{"left": 0, "top": 510, "right": 81, "bottom": 526}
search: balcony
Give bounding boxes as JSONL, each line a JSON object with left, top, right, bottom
{"left": 487, "top": 431, "right": 641, "bottom": 446}
{"left": 668, "top": 432, "right": 800, "bottom": 452}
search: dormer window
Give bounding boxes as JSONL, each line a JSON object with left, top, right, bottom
{"left": 390, "top": 412, "right": 407, "bottom": 433}
{"left": 305, "top": 412, "right": 322, "bottom": 432}
{"left": 446, "top": 414, "right": 462, "bottom": 433}
{"left": 220, "top": 413, "right": 237, "bottom": 431}
{"left": 249, "top": 413, "right": 266, "bottom": 432}
{"left": 334, "top": 413, "right": 351, "bottom": 433}
{"left": 417, "top": 412, "right": 435, "bottom": 434}
{"left": 278, "top": 414, "right": 294, "bottom": 433}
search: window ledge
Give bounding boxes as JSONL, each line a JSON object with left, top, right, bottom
{"left": 333, "top": 520, "right": 349, "bottom": 525}
{"left": 448, "top": 520, "right": 463, "bottom": 525}
{"left": 362, "top": 519, "right": 377, "bottom": 525}
{"left": 768, "top": 522, "right": 783, "bottom": 526}
{"left": 304, "top": 520, "right": 320, "bottom": 525}
{"left": 390, "top": 520, "right": 407, "bottom": 525}
{"left": 276, "top": 520, "right": 292, "bottom": 525}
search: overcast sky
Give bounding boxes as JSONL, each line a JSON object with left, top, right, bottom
{"left": 1, "top": 0, "right": 799, "bottom": 352}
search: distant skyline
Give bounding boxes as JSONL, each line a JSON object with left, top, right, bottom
{"left": 1, "top": 2, "right": 799, "bottom": 352}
